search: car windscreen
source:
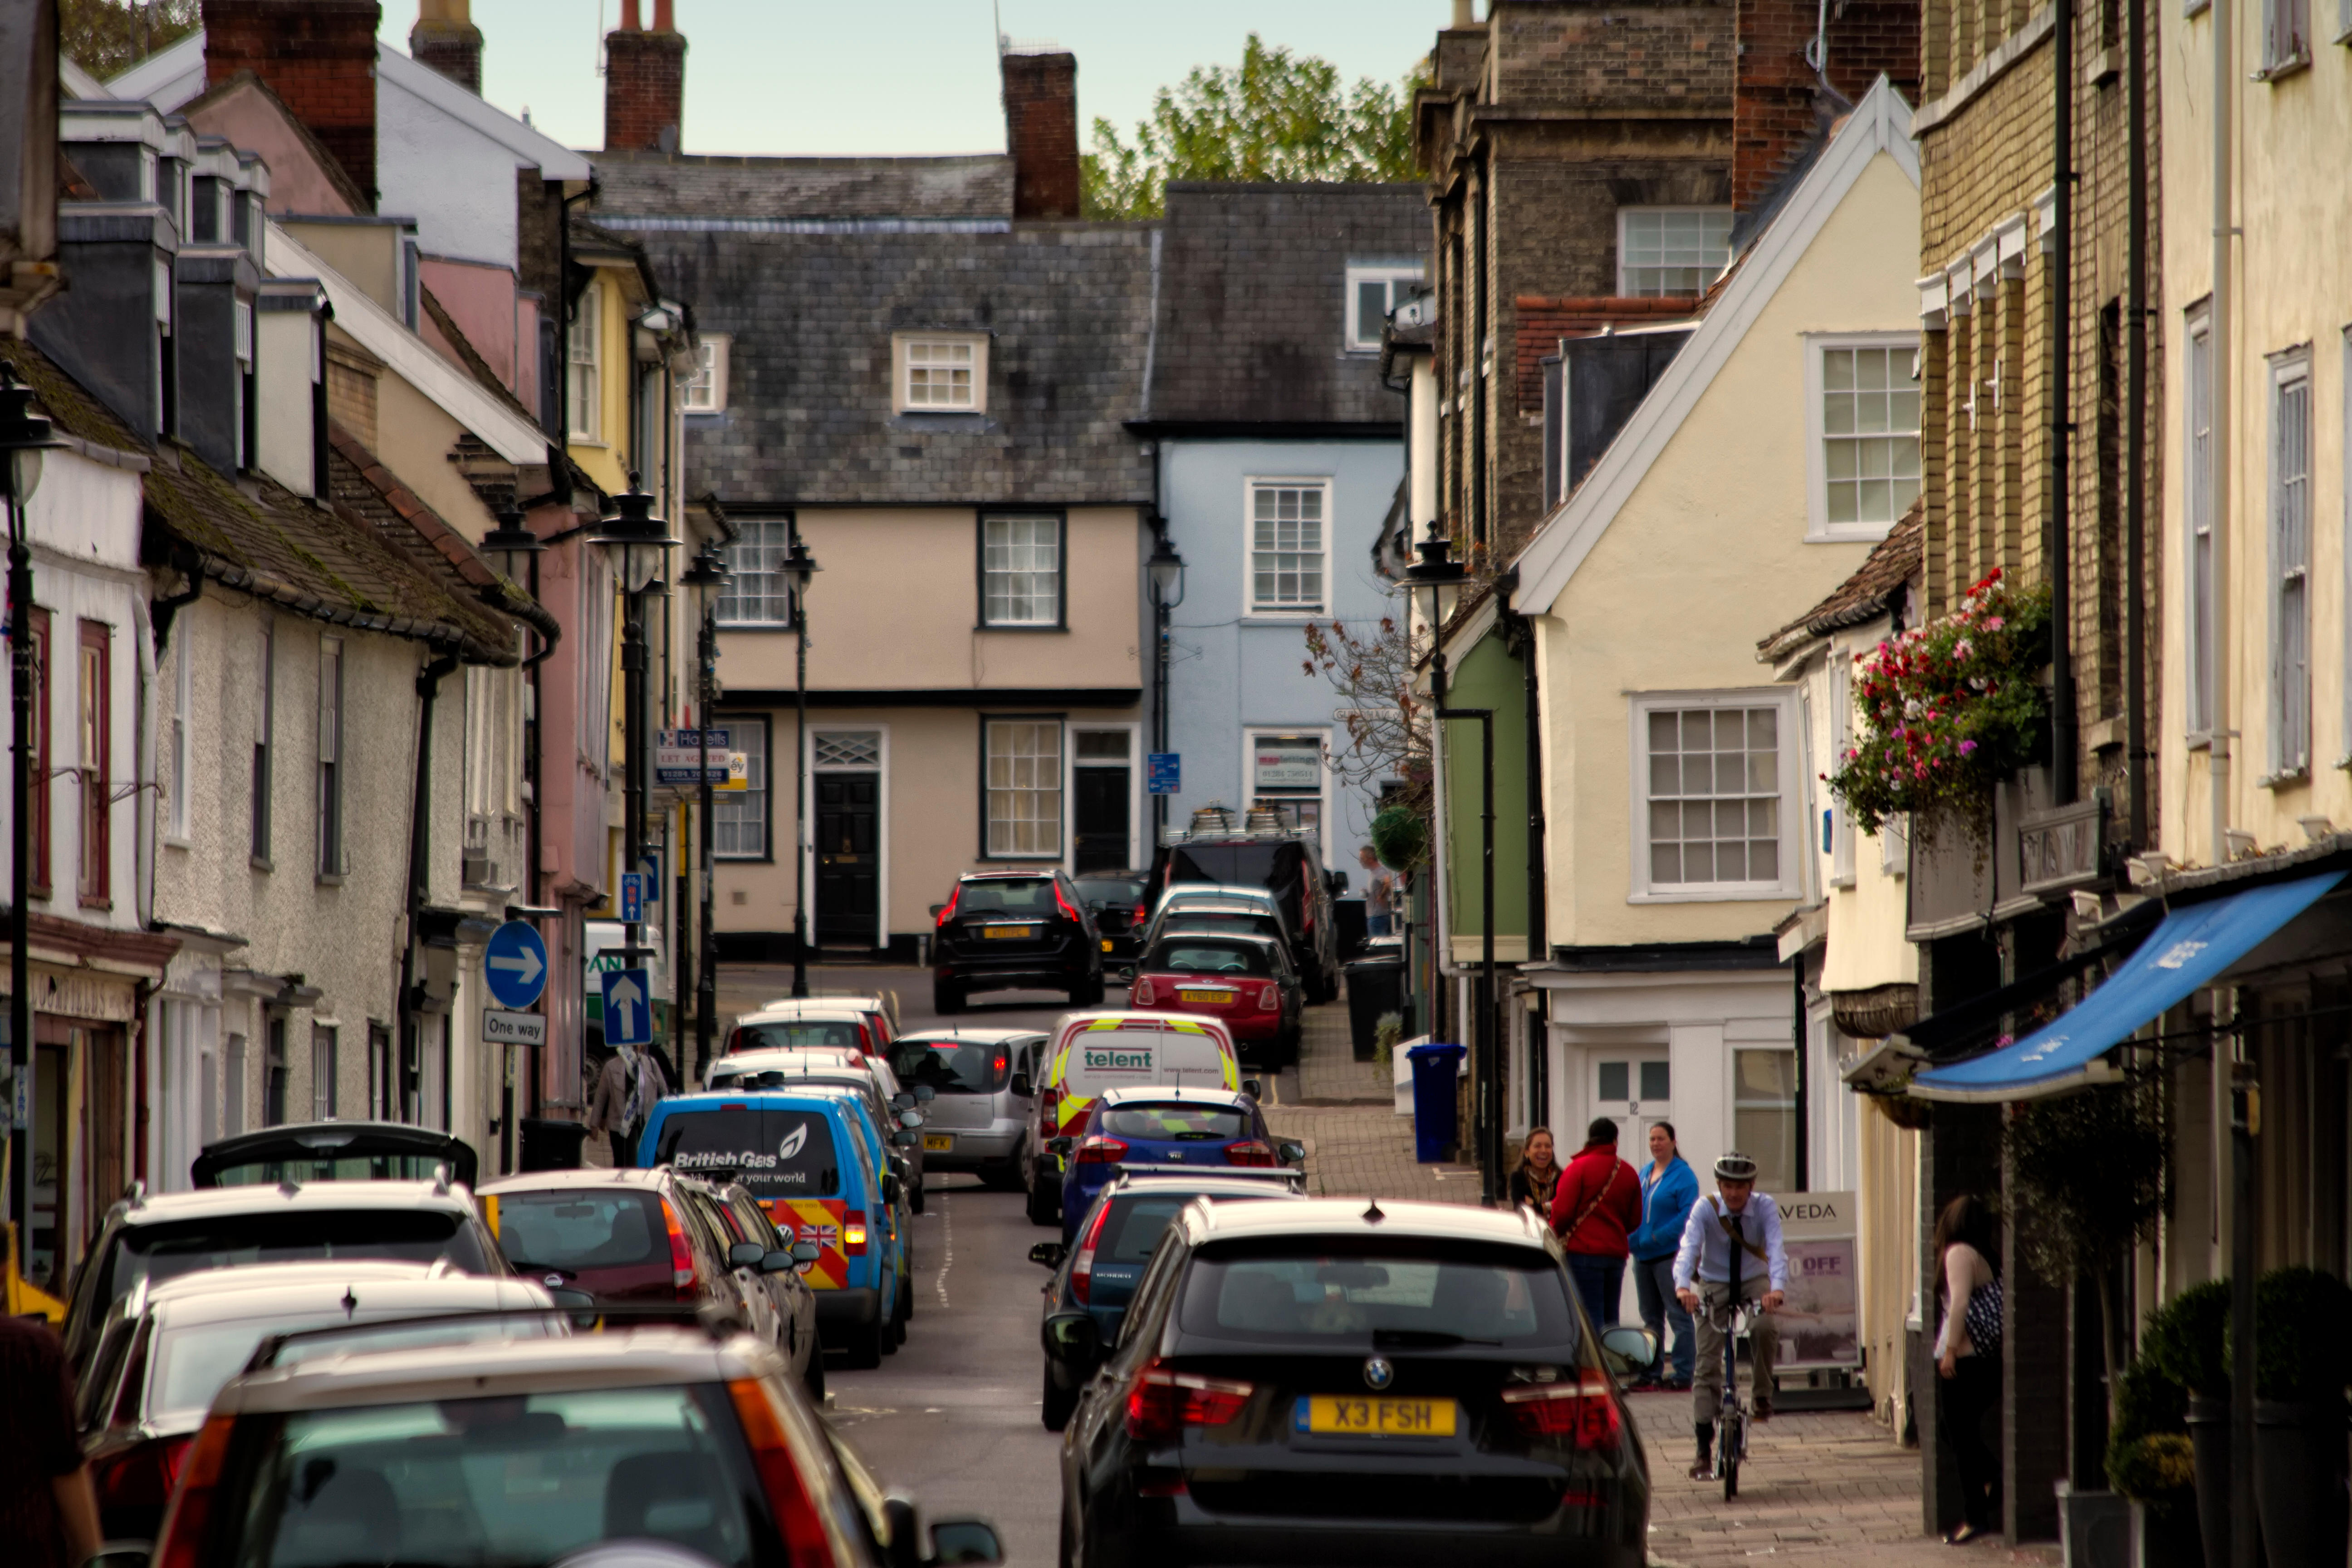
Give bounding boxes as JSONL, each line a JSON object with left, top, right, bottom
{"left": 889, "top": 1039, "right": 1010, "bottom": 1094}
{"left": 1076, "top": 877, "right": 1146, "bottom": 906}
{"left": 734, "top": 1019, "right": 864, "bottom": 1052}
{"left": 1096, "top": 1103, "right": 1250, "bottom": 1142}
{"left": 149, "top": 1308, "right": 559, "bottom": 1426}
{"left": 653, "top": 1107, "right": 840, "bottom": 1200}
{"left": 216, "top": 1385, "right": 767, "bottom": 1568}
{"left": 954, "top": 877, "right": 1055, "bottom": 915}
{"left": 1145, "top": 941, "right": 1272, "bottom": 977}
{"left": 493, "top": 1189, "right": 669, "bottom": 1276}
{"left": 1163, "top": 845, "right": 1298, "bottom": 901}
{"left": 99, "top": 1212, "right": 488, "bottom": 1319}
{"left": 1176, "top": 1240, "right": 1581, "bottom": 1354}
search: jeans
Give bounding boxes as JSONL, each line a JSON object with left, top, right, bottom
{"left": 1366, "top": 914, "right": 1393, "bottom": 936}
{"left": 611, "top": 1127, "right": 639, "bottom": 1170}
{"left": 1939, "top": 1352, "right": 2002, "bottom": 1531}
{"left": 1565, "top": 1253, "right": 1625, "bottom": 1327}
{"left": 1690, "top": 1277, "right": 1779, "bottom": 1426}
{"left": 1632, "top": 1254, "right": 1696, "bottom": 1382}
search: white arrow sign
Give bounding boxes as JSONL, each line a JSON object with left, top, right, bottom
{"left": 608, "top": 974, "right": 644, "bottom": 1036}
{"left": 490, "top": 946, "right": 544, "bottom": 987}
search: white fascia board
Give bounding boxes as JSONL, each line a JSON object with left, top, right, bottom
{"left": 1509, "top": 76, "right": 1922, "bottom": 615}
{"left": 266, "top": 222, "right": 547, "bottom": 464}
{"left": 376, "top": 47, "right": 593, "bottom": 181}
{"left": 60, "top": 54, "right": 109, "bottom": 101}
{"left": 1438, "top": 591, "right": 1503, "bottom": 666}
{"left": 105, "top": 31, "right": 205, "bottom": 111}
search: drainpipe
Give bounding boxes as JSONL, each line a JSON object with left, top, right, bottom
{"left": 2124, "top": 0, "right": 2148, "bottom": 851}
{"left": 2048, "top": 0, "right": 2078, "bottom": 805}
{"left": 2208, "top": 0, "right": 2233, "bottom": 866}
{"left": 398, "top": 651, "right": 461, "bottom": 1122}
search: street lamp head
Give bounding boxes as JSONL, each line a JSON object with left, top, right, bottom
{"left": 1402, "top": 520, "right": 1468, "bottom": 631}
{"left": 588, "top": 476, "right": 681, "bottom": 595}
{"left": 678, "top": 540, "right": 731, "bottom": 618}
{"left": 1147, "top": 533, "right": 1186, "bottom": 609}
{"left": 478, "top": 504, "right": 546, "bottom": 582}
{"left": 0, "top": 372, "right": 64, "bottom": 507}
{"left": 778, "top": 533, "right": 818, "bottom": 598}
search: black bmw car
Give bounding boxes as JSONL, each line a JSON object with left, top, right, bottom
{"left": 1057, "top": 1196, "right": 1660, "bottom": 1568}
{"left": 931, "top": 869, "right": 1105, "bottom": 1011}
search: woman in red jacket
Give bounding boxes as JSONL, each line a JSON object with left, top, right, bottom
{"left": 1548, "top": 1118, "right": 1644, "bottom": 1327}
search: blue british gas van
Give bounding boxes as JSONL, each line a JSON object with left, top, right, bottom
{"left": 639, "top": 1089, "right": 904, "bottom": 1368}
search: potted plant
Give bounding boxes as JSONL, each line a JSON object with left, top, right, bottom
{"left": 2251, "top": 1266, "right": 2352, "bottom": 1566}
{"left": 2140, "top": 1281, "right": 2233, "bottom": 1568}
{"left": 2107, "top": 1357, "right": 2200, "bottom": 1568}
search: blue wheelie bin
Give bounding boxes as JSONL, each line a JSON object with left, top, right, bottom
{"left": 1406, "top": 1042, "right": 1467, "bottom": 1164}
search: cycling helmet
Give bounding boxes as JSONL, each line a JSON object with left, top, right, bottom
{"left": 1713, "top": 1151, "right": 1759, "bottom": 1181}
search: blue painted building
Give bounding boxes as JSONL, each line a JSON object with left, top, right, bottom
{"left": 1137, "top": 183, "right": 1426, "bottom": 873}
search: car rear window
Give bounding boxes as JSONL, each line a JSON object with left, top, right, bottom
{"left": 890, "top": 1039, "right": 1010, "bottom": 1094}
{"left": 954, "top": 877, "right": 1055, "bottom": 915}
{"left": 1096, "top": 1103, "right": 1250, "bottom": 1142}
{"left": 1177, "top": 1244, "right": 1581, "bottom": 1352}
{"left": 1076, "top": 877, "right": 1146, "bottom": 905}
{"left": 1099, "top": 1196, "right": 1191, "bottom": 1264}
{"left": 219, "top": 1385, "right": 768, "bottom": 1568}
{"left": 99, "top": 1211, "right": 486, "bottom": 1318}
{"left": 733, "top": 1019, "right": 865, "bottom": 1053}
{"left": 494, "top": 1189, "right": 669, "bottom": 1277}
{"left": 1161, "top": 845, "right": 1298, "bottom": 901}
{"left": 1159, "top": 913, "right": 1280, "bottom": 941}
{"left": 1147, "top": 941, "right": 1271, "bottom": 977}
{"left": 1061, "top": 1027, "right": 1229, "bottom": 1096}
{"left": 654, "top": 1107, "right": 840, "bottom": 1200}
{"left": 204, "top": 1152, "right": 461, "bottom": 1187}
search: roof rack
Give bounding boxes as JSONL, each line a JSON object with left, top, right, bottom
{"left": 1113, "top": 1164, "right": 1306, "bottom": 1186}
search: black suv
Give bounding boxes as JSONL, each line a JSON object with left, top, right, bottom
{"left": 1145, "top": 830, "right": 1344, "bottom": 1002}
{"left": 932, "top": 869, "right": 1106, "bottom": 1012}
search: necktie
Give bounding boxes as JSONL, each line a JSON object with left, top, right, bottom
{"left": 1730, "top": 1212, "right": 1747, "bottom": 1285}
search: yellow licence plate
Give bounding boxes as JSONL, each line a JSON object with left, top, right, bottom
{"left": 1177, "top": 989, "right": 1230, "bottom": 1004}
{"left": 1298, "top": 1396, "right": 1457, "bottom": 1437}
{"left": 923, "top": 1133, "right": 952, "bottom": 1151}
{"left": 983, "top": 926, "right": 1036, "bottom": 939}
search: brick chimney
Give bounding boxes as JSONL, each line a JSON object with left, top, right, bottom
{"left": 604, "top": 0, "right": 686, "bottom": 155}
{"left": 201, "top": 0, "right": 381, "bottom": 209}
{"left": 410, "top": 0, "right": 482, "bottom": 94}
{"left": 1731, "top": 0, "right": 1920, "bottom": 213}
{"left": 1001, "top": 47, "right": 1079, "bottom": 220}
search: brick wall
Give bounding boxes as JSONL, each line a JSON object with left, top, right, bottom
{"left": 604, "top": 28, "right": 686, "bottom": 155}
{"left": 1511, "top": 294, "right": 1699, "bottom": 415}
{"left": 1494, "top": 0, "right": 1734, "bottom": 111}
{"left": 1002, "top": 51, "right": 1080, "bottom": 220}
{"left": 1733, "top": 0, "right": 1922, "bottom": 211}
{"left": 325, "top": 340, "right": 379, "bottom": 449}
{"left": 201, "top": 0, "right": 381, "bottom": 208}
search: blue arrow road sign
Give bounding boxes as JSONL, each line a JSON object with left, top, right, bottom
{"left": 1147, "top": 753, "right": 1180, "bottom": 794}
{"left": 601, "top": 967, "right": 653, "bottom": 1048}
{"left": 483, "top": 921, "right": 549, "bottom": 1011}
{"left": 619, "top": 873, "right": 645, "bottom": 923}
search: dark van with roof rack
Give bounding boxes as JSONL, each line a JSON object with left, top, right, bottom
{"left": 1145, "top": 805, "right": 1344, "bottom": 1002}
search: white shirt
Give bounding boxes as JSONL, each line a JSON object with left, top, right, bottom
{"left": 1671, "top": 1191, "right": 1789, "bottom": 1294}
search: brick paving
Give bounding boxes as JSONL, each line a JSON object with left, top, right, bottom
{"left": 1260, "top": 996, "right": 1481, "bottom": 1206}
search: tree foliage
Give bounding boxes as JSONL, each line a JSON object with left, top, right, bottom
{"left": 60, "top": 0, "right": 200, "bottom": 81}
{"left": 1082, "top": 34, "right": 1427, "bottom": 220}
{"left": 1302, "top": 615, "right": 1427, "bottom": 794}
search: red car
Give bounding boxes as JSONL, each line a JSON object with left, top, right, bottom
{"left": 1125, "top": 931, "right": 1303, "bottom": 1067}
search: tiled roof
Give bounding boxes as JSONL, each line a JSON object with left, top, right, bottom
{"left": 1757, "top": 499, "right": 1924, "bottom": 658}
{"left": 1512, "top": 296, "right": 1700, "bottom": 416}
{"left": 588, "top": 150, "right": 1014, "bottom": 225}
{"left": 1144, "top": 182, "right": 1426, "bottom": 428}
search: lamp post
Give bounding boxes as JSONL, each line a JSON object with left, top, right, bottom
{"left": 1405, "top": 523, "right": 1499, "bottom": 1206}
{"left": 778, "top": 523, "right": 818, "bottom": 998}
{"left": 479, "top": 506, "right": 545, "bottom": 1176}
{"left": 1146, "top": 534, "right": 1185, "bottom": 836}
{"left": 588, "top": 480, "right": 679, "bottom": 1070}
{"left": 678, "top": 543, "right": 730, "bottom": 1084}
{"left": 0, "top": 373, "right": 59, "bottom": 1260}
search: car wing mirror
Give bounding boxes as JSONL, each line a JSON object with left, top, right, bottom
{"left": 892, "top": 1091, "right": 916, "bottom": 1110}
{"left": 1028, "top": 1240, "right": 1067, "bottom": 1269}
{"left": 1045, "top": 1136, "right": 1073, "bottom": 1157}
{"left": 1598, "top": 1324, "right": 1662, "bottom": 1377}
{"left": 790, "top": 1240, "right": 823, "bottom": 1264}
{"left": 929, "top": 904, "right": 946, "bottom": 920}
{"left": 760, "top": 1249, "right": 799, "bottom": 1274}
{"left": 929, "top": 1519, "right": 1005, "bottom": 1566}
{"left": 84, "top": 1545, "right": 153, "bottom": 1568}
{"left": 899, "top": 1108, "right": 925, "bottom": 1129}
{"left": 882, "top": 1172, "right": 903, "bottom": 1202}
{"left": 915, "top": 1084, "right": 936, "bottom": 1102}
{"left": 728, "top": 1241, "right": 766, "bottom": 1270}
{"left": 1010, "top": 1073, "right": 1033, "bottom": 1098}
{"left": 893, "top": 1128, "right": 920, "bottom": 1148}
{"left": 1277, "top": 1140, "right": 1306, "bottom": 1165}
{"left": 1044, "top": 1310, "right": 1099, "bottom": 1362}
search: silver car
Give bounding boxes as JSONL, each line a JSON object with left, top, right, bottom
{"left": 885, "top": 1028, "right": 1046, "bottom": 1191}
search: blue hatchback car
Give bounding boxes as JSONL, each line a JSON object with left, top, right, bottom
{"left": 1052, "top": 1085, "right": 1303, "bottom": 1238}
{"left": 638, "top": 1089, "right": 906, "bottom": 1369}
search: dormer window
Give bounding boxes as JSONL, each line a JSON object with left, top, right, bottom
{"left": 1344, "top": 264, "right": 1424, "bottom": 352}
{"left": 682, "top": 335, "right": 729, "bottom": 413}
{"left": 894, "top": 333, "right": 986, "bottom": 414}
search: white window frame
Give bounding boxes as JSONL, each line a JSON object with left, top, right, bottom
{"left": 2263, "top": 0, "right": 2311, "bottom": 68}
{"left": 715, "top": 714, "right": 770, "bottom": 861}
{"left": 1244, "top": 727, "right": 1333, "bottom": 865}
{"left": 1616, "top": 206, "right": 1733, "bottom": 298}
{"left": 682, "top": 334, "right": 729, "bottom": 413}
{"left": 894, "top": 333, "right": 987, "bottom": 415}
{"left": 1344, "top": 263, "right": 1425, "bottom": 353}
{"left": 2185, "top": 309, "right": 2215, "bottom": 738}
{"left": 317, "top": 636, "right": 343, "bottom": 878}
{"left": 802, "top": 724, "right": 892, "bottom": 947}
{"left": 1805, "top": 332, "right": 1923, "bottom": 542}
{"left": 982, "top": 717, "right": 1063, "bottom": 860}
{"left": 1627, "top": 688, "right": 1802, "bottom": 904}
{"left": 980, "top": 514, "right": 1064, "bottom": 627}
{"left": 1243, "top": 476, "right": 1333, "bottom": 618}
{"left": 568, "top": 280, "right": 602, "bottom": 442}
{"left": 2268, "top": 348, "right": 2313, "bottom": 779}
{"left": 716, "top": 516, "right": 795, "bottom": 627}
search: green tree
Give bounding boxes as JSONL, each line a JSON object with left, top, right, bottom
{"left": 1082, "top": 34, "right": 1427, "bottom": 220}
{"left": 60, "top": 0, "right": 200, "bottom": 82}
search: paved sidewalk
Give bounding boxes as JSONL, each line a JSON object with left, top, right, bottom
{"left": 1262, "top": 993, "right": 1481, "bottom": 1206}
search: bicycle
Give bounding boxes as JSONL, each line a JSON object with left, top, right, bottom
{"left": 1699, "top": 1288, "right": 1761, "bottom": 1499}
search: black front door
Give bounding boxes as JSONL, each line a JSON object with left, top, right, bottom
{"left": 1073, "top": 767, "right": 1130, "bottom": 873}
{"left": 815, "top": 773, "right": 880, "bottom": 946}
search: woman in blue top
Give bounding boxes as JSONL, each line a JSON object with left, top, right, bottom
{"left": 1629, "top": 1121, "right": 1699, "bottom": 1388}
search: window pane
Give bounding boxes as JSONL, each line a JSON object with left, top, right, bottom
{"left": 715, "top": 722, "right": 768, "bottom": 858}
{"left": 1643, "top": 703, "right": 1783, "bottom": 887}
{"left": 986, "top": 721, "right": 1061, "bottom": 856}
{"left": 983, "top": 515, "right": 1060, "bottom": 626}
{"left": 1638, "top": 1060, "right": 1671, "bottom": 1101}
{"left": 1248, "top": 484, "right": 1327, "bottom": 610}
{"left": 1597, "top": 1061, "right": 1629, "bottom": 1102}
{"left": 1819, "top": 347, "right": 1920, "bottom": 529}
{"left": 716, "top": 517, "right": 794, "bottom": 626}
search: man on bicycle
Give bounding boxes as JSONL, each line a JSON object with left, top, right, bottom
{"left": 1673, "top": 1152, "right": 1787, "bottom": 1480}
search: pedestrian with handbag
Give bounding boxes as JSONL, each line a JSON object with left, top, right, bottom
{"left": 1548, "top": 1118, "right": 1643, "bottom": 1327}
{"left": 1933, "top": 1194, "right": 2002, "bottom": 1544}
{"left": 588, "top": 1040, "right": 669, "bottom": 1169}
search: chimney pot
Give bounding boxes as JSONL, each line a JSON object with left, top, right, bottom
{"left": 1450, "top": 0, "right": 1475, "bottom": 26}
{"left": 411, "top": 0, "right": 483, "bottom": 94}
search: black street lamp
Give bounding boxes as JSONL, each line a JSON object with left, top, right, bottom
{"left": 677, "top": 542, "right": 730, "bottom": 1084}
{"left": 0, "top": 373, "right": 59, "bottom": 1258}
{"left": 588, "top": 480, "right": 678, "bottom": 1071}
{"left": 1146, "top": 534, "right": 1185, "bottom": 835}
{"left": 1405, "top": 522, "right": 1500, "bottom": 1207}
{"left": 778, "top": 524, "right": 818, "bottom": 998}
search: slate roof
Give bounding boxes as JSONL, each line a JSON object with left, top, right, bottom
{"left": 1756, "top": 499, "right": 1923, "bottom": 659}
{"left": 620, "top": 220, "right": 1157, "bottom": 506}
{"left": 589, "top": 150, "right": 1014, "bottom": 226}
{"left": 1143, "top": 182, "right": 1426, "bottom": 429}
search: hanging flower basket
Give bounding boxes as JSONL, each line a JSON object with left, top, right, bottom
{"left": 1827, "top": 569, "right": 2052, "bottom": 841}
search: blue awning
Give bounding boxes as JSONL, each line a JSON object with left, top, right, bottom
{"left": 1910, "top": 870, "right": 2346, "bottom": 1102}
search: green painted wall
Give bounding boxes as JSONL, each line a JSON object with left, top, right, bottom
{"left": 1440, "top": 629, "right": 1530, "bottom": 944}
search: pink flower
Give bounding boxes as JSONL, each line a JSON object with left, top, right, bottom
{"left": 1959, "top": 740, "right": 1978, "bottom": 755}
{"left": 1984, "top": 616, "right": 2005, "bottom": 631}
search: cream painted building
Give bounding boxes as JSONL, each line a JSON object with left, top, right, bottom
{"left": 1497, "top": 84, "right": 1923, "bottom": 1239}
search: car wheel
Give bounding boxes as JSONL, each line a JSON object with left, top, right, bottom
{"left": 804, "top": 1349, "right": 827, "bottom": 1403}
{"left": 982, "top": 1161, "right": 1026, "bottom": 1192}
{"left": 1027, "top": 1175, "right": 1060, "bottom": 1227}
{"left": 844, "top": 1312, "right": 883, "bottom": 1371}
{"left": 897, "top": 1267, "right": 914, "bottom": 1323}
{"left": 933, "top": 980, "right": 964, "bottom": 1014}
{"left": 1042, "top": 1358, "right": 1078, "bottom": 1431}
{"left": 910, "top": 1177, "right": 926, "bottom": 1215}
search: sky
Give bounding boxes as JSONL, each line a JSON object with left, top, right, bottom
{"left": 375, "top": 0, "right": 1448, "bottom": 158}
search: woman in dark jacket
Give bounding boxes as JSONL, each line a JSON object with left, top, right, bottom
{"left": 1507, "top": 1126, "right": 1562, "bottom": 1214}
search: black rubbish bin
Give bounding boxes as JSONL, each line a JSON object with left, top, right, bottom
{"left": 1335, "top": 897, "right": 1369, "bottom": 960}
{"left": 1344, "top": 956, "right": 1406, "bottom": 1061}
{"left": 519, "top": 1117, "right": 590, "bottom": 1172}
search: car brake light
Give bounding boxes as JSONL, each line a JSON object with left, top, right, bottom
{"left": 936, "top": 884, "right": 962, "bottom": 928}
{"left": 1040, "top": 1085, "right": 1061, "bottom": 1131}
{"left": 1133, "top": 975, "right": 1156, "bottom": 1006}
{"left": 1222, "top": 1140, "right": 1277, "bottom": 1167}
{"left": 844, "top": 1210, "right": 869, "bottom": 1254}
{"left": 93, "top": 1435, "right": 194, "bottom": 1512}
{"left": 1132, "top": 901, "right": 1149, "bottom": 926}
{"left": 1500, "top": 1374, "right": 1622, "bottom": 1446}
{"left": 1069, "top": 1200, "right": 1113, "bottom": 1304}
{"left": 1257, "top": 984, "right": 1279, "bottom": 1010}
{"left": 1055, "top": 881, "right": 1083, "bottom": 922}
{"left": 662, "top": 1198, "right": 698, "bottom": 1296}
{"left": 152, "top": 1414, "right": 234, "bottom": 1568}
{"left": 1125, "top": 1359, "right": 1254, "bottom": 1442}
{"left": 727, "top": 1378, "right": 834, "bottom": 1568}
{"left": 1073, "top": 1136, "right": 1129, "bottom": 1166}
